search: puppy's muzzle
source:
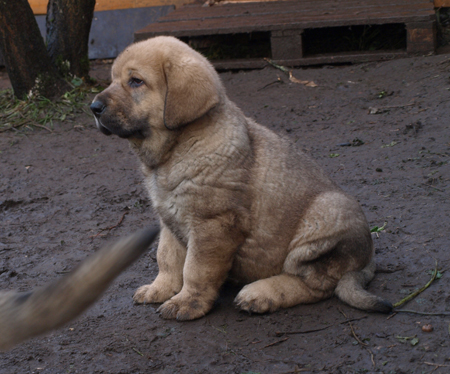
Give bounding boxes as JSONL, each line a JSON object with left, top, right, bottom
{"left": 90, "top": 100, "right": 112, "bottom": 136}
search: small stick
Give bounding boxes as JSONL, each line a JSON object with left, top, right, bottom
{"left": 90, "top": 212, "right": 128, "bottom": 238}
{"left": 338, "top": 308, "right": 368, "bottom": 346}
{"left": 386, "top": 312, "right": 398, "bottom": 320}
{"left": 31, "top": 123, "right": 53, "bottom": 133}
{"left": 366, "top": 347, "right": 375, "bottom": 367}
{"left": 395, "top": 310, "right": 450, "bottom": 316}
{"left": 337, "top": 307, "right": 348, "bottom": 318}
{"left": 276, "top": 368, "right": 310, "bottom": 374}
{"left": 132, "top": 347, "right": 144, "bottom": 356}
{"left": 264, "top": 58, "right": 317, "bottom": 86}
{"left": 393, "top": 260, "right": 439, "bottom": 308}
{"left": 275, "top": 316, "right": 367, "bottom": 336}
{"left": 257, "top": 78, "right": 282, "bottom": 91}
{"left": 349, "top": 322, "right": 368, "bottom": 346}
{"left": 263, "top": 337, "right": 289, "bottom": 349}
{"left": 423, "top": 362, "right": 450, "bottom": 370}
{"left": 372, "top": 103, "right": 415, "bottom": 110}
{"left": 421, "top": 183, "right": 445, "bottom": 192}
{"left": 264, "top": 58, "right": 290, "bottom": 74}
{"left": 0, "top": 121, "right": 27, "bottom": 132}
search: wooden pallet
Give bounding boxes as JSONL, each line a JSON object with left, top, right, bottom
{"left": 134, "top": 0, "right": 436, "bottom": 68}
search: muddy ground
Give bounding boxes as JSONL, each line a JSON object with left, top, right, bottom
{"left": 0, "top": 50, "right": 450, "bottom": 374}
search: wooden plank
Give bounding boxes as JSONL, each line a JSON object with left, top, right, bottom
{"left": 271, "top": 29, "right": 303, "bottom": 59}
{"left": 134, "top": 0, "right": 436, "bottom": 68}
{"left": 407, "top": 21, "right": 437, "bottom": 53}
{"left": 160, "top": 8, "right": 433, "bottom": 27}
{"left": 29, "top": 0, "right": 436, "bottom": 15}
{"left": 135, "top": 6, "right": 434, "bottom": 39}
{"left": 165, "top": 1, "right": 432, "bottom": 21}
{"left": 211, "top": 50, "right": 408, "bottom": 70}
{"left": 28, "top": 0, "right": 190, "bottom": 14}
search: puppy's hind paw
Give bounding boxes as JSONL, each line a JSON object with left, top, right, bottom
{"left": 234, "top": 284, "right": 278, "bottom": 314}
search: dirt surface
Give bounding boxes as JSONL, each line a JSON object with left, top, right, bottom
{"left": 1, "top": 53, "right": 450, "bottom": 374}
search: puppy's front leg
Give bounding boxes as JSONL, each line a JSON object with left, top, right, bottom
{"left": 158, "top": 215, "right": 242, "bottom": 321}
{"left": 133, "top": 225, "right": 186, "bottom": 304}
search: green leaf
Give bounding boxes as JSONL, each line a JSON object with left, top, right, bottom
{"left": 381, "top": 141, "right": 398, "bottom": 148}
{"left": 371, "top": 222, "right": 387, "bottom": 233}
{"left": 427, "top": 269, "right": 443, "bottom": 279}
{"left": 71, "top": 77, "right": 84, "bottom": 87}
{"left": 396, "top": 335, "right": 416, "bottom": 343}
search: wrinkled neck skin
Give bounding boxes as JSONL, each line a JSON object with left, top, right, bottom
{"left": 127, "top": 99, "right": 228, "bottom": 173}
{"left": 128, "top": 127, "right": 179, "bottom": 170}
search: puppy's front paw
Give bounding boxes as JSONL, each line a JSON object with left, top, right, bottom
{"left": 133, "top": 283, "right": 176, "bottom": 304}
{"left": 234, "top": 282, "right": 279, "bottom": 314}
{"left": 157, "top": 291, "right": 212, "bottom": 321}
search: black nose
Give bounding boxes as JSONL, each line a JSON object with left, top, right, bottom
{"left": 90, "top": 100, "right": 106, "bottom": 116}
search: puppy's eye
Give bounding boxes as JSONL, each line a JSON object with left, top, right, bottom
{"left": 129, "top": 77, "right": 144, "bottom": 88}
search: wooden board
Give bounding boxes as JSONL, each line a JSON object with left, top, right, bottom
{"left": 28, "top": 0, "right": 189, "bottom": 14}
{"left": 135, "top": 0, "right": 436, "bottom": 68}
{"left": 136, "top": 0, "right": 435, "bottom": 38}
{"left": 29, "top": 0, "right": 445, "bottom": 15}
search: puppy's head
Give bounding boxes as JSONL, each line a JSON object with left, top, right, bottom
{"left": 90, "top": 36, "right": 223, "bottom": 139}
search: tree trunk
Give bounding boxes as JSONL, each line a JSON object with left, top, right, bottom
{"left": 0, "top": 0, "right": 69, "bottom": 99}
{"left": 46, "top": 0, "right": 96, "bottom": 79}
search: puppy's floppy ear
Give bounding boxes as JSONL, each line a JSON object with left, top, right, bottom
{"left": 163, "top": 58, "right": 220, "bottom": 130}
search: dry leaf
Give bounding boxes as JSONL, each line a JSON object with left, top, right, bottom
{"left": 289, "top": 71, "right": 317, "bottom": 87}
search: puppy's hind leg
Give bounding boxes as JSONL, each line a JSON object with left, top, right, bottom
{"left": 234, "top": 237, "right": 342, "bottom": 314}
{"left": 234, "top": 273, "right": 332, "bottom": 314}
{"left": 133, "top": 225, "right": 186, "bottom": 304}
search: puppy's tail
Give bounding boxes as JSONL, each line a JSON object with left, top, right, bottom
{"left": 334, "top": 260, "right": 392, "bottom": 313}
{"left": 0, "top": 227, "right": 159, "bottom": 350}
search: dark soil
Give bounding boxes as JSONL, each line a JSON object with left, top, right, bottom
{"left": 1, "top": 52, "right": 450, "bottom": 374}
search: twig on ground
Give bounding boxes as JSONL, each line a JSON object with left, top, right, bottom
{"left": 367, "top": 347, "right": 375, "bottom": 367}
{"left": 263, "top": 337, "right": 289, "bottom": 349}
{"left": 30, "top": 123, "right": 53, "bottom": 133}
{"left": 337, "top": 307, "right": 348, "bottom": 318}
{"left": 423, "top": 362, "right": 450, "bottom": 373}
{"left": 337, "top": 308, "right": 372, "bottom": 365}
{"left": 264, "top": 58, "right": 290, "bottom": 73}
{"left": 368, "top": 102, "right": 415, "bottom": 114}
{"left": 376, "top": 266, "right": 405, "bottom": 274}
{"left": 349, "top": 322, "right": 368, "bottom": 346}
{"left": 421, "top": 183, "right": 445, "bottom": 192}
{"left": 264, "top": 58, "right": 317, "bottom": 87}
{"left": 90, "top": 212, "right": 128, "bottom": 238}
{"left": 276, "top": 367, "right": 311, "bottom": 373}
{"left": 257, "top": 77, "right": 283, "bottom": 91}
{"left": 395, "top": 310, "right": 450, "bottom": 316}
{"left": 393, "top": 259, "right": 439, "bottom": 309}
{"left": 0, "top": 121, "right": 27, "bottom": 132}
{"left": 132, "top": 347, "right": 144, "bottom": 356}
{"left": 275, "top": 316, "right": 367, "bottom": 337}
{"left": 387, "top": 312, "right": 398, "bottom": 320}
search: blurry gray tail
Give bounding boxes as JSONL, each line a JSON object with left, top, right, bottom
{"left": 334, "top": 260, "right": 392, "bottom": 313}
